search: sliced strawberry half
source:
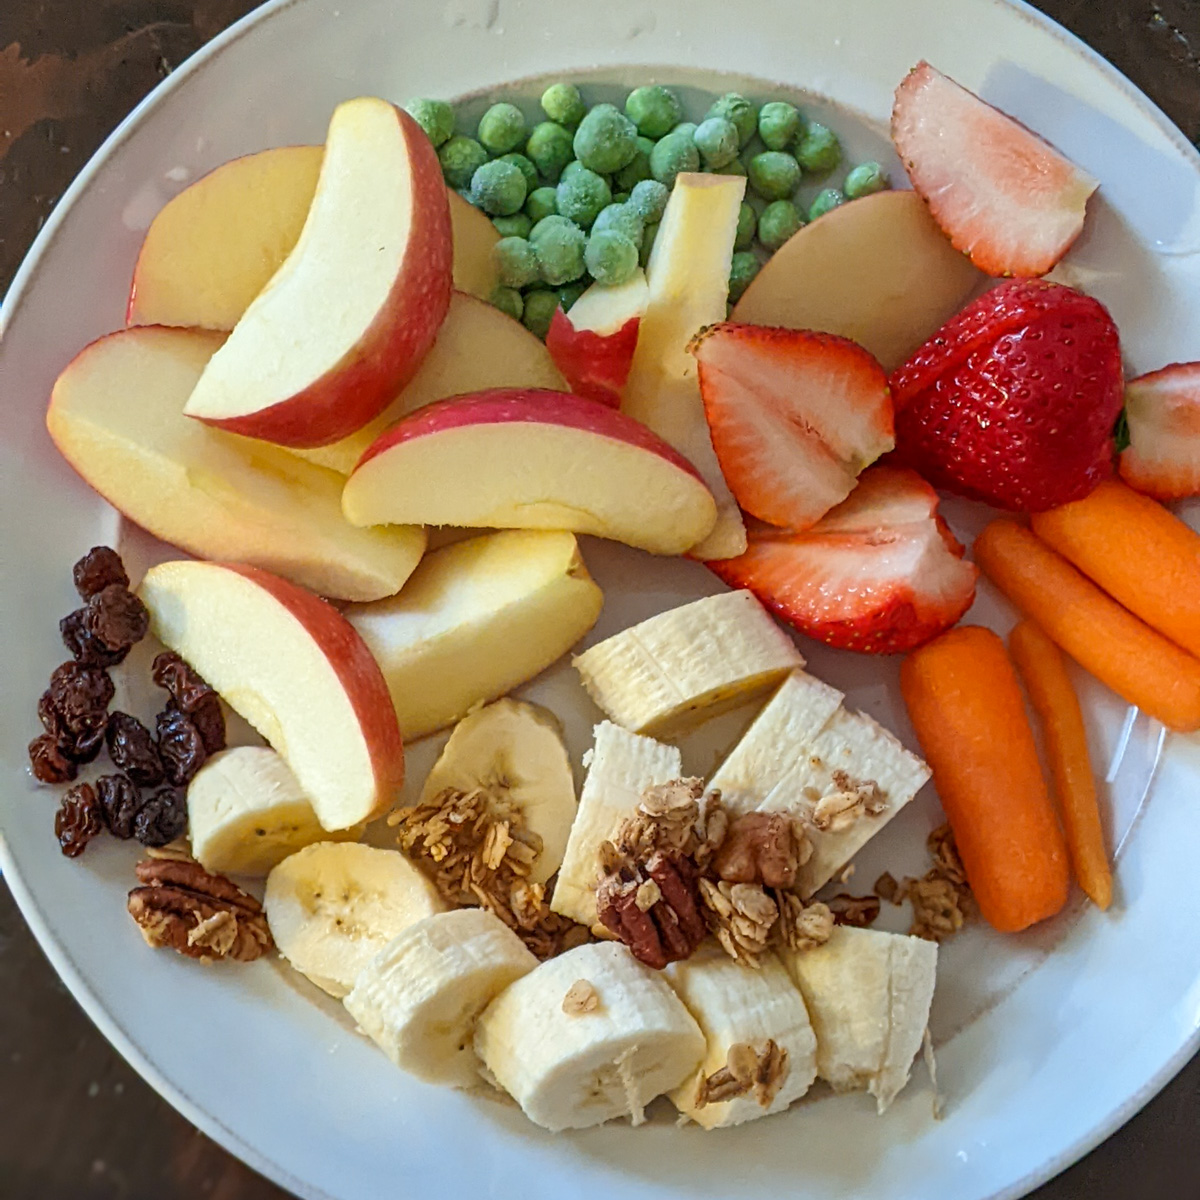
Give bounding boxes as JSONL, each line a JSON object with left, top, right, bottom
{"left": 1119, "top": 362, "right": 1200, "bottom": 500}
{"left": 690, "top": 323, "right": 894, "bottom": 531}
{"left": 892, "top": 61, "right": 1098, "bottom": 277}
{"left": 709, "top": 467, "right": 978, "bottom": 655}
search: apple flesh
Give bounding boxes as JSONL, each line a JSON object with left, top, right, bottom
{"left": 182, "top": 97, "right": 452, "bottom": 447}
{"left": 139, "top": 560, "right": 405, "bottom": 829}
{"left": 446, "top": 189, "right": 501, "bottom": 301}
{"left": 545, "top": 269, "right": 648, "bottom": 408}
{"left": 346, "top": 529, "right": 603, "bottom": 741}
{"left": 342, "top": 388, "right": 718, "bottom": 556}
{"left": 732, "top": 190, "right": 982, "bottom": 372}
{"left": 45, "top": 326, "right": 426, "bottom": 601}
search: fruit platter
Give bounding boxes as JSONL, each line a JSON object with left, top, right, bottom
{"left": 3, "top": 1, "right": 1200, "bottom": 1198}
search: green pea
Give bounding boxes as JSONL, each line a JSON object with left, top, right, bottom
{"left": 757, "top": 199, "right": 803, "bottom": 250}
{"left": 728, "top": 250, "right": 761, "bottom": 302}
{"left": 521, "top": 289, "right": 560, "bottom": 339}
{"left": 555, "top": 165, "right": 611, "bottom": 228}
{"left": 796, "top": 121, "right": 841, "bottom": 173}
{"left": 808, "top": 187, "right": 845, "bottom": 221}
{"left": 493, "top": 236, "right": 540, "bottom": 288}
{"left": 844, "top": 161, "right": 889, "bottom": 199}
{"left": 650, "top": 131, "right": 700, "bottom": 187}
{"left": 613, "top": 136, "right": 654, "bottom": 191}
{"left": 489, "top": 286, "right": 524, "bottom": 322}
{"left": 492, "top": 213, "right": 532, "bottom": 239}
{"left": 478, "top": 103, "right": 527, "bottom": 155}
{"left": 612, "top": 191, "right": 631, "bottom": 205}
{"left": 438, "top": 135, "right": 488, "bottom": 190}
{"left": 405, "top": 98, "right": 455, "bottom": 148}
{"left": 558, "top": 280, "right": 590, "bottom": 311}
{"left": 470, "top": 159, "right": 527, "bottom": 216}
{"left": 573, "top": 103, "right": 639, "bottom": 175}
{"left": 530, "top": 214, "right": 576, "bottom": 244}
{"left": 629, "top": 179, "right": 669, "bottom": 223}
{"left": 624, "top": 85, "right": 682, "bottom": 138}
{"left": 671, "top": 121, "right": 698, "bottom": 140}
{"left": 640, "top": 220, "right": 660, "bottom": 267}
{"left": 758, "top": 101, "right": 800, "bottom": 152}
{"left": 747, "top": 151, "right": 800, "bottom": 201}
{"left": 497, "top": 152, "right": 538, "bottom": 192}
{"left": 720, "top": 157, "right": 748, "bottom": 178}
{"left": 540, "top": 83, "right": 586, "bottom": 129}
{"left": 585, "top": 229, "right": 639, "bottom": 286}
{"left": 531, "top": 217, "right": 587, "bottom": 285}
{"left": 735, "top": 201, "right": 756, "bottom": 251}
{"left": 694, "top": 117, "right": 739, "bottom": 169}
{"left": 525, "top": 186, "right": 558, "bottom": 223}
{"left": 526, "top": 122, "right": 574, "bottom": 183}
{"left": 591, "top": 202, "right": 644, "bottom": 243}
{"left": 706, "top": 93, "right": 758, "bottom": 147}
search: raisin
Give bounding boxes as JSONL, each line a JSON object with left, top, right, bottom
{"left": 59, "top": 608, "right": 128, "bottom": 668}
{"left": 188, "top": 694, "right": 226, "bottom": 755}
{"left": 133, "top": 788, "right": 187, "bottom": 846}
{"left": 84, "top": 584, "right": 149, "bottom": 651}
{"left": 55, "top": 783, "right": 104, "bottom": 857}
{"left": 152, "top": 651, "right": 217, "bottom": 713}
{"left": 155, "top": 705, "right": 207, "bottom": 786}
{"left": 73, "top": 546, "right": 128, "bottom": 599}
{"left": 63, "top": 719, "right": 107, "bottom": 764}
{"left": 37, "top": 691, "right": 63, "bottom": 737}
{"left": 105, "top": 712, "right": 164, "bottom": 786}
{"left": 28, "top": 734, "right": 77, "bottom": 783}
{"left": 96, "top": 774, "right": 142, "bottom": 839}
{"left": 47, "top": 661, "right": 114, "bottom": 735}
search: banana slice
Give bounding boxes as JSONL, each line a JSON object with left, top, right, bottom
{"left": 344, "top": 908, "right": 537, "bottom": 1088}
{"left": 778, "top": 926, "right": 937, "bottom": 1113}
{"left": 419, "top": 698, "right": 576, "bottom": 885}
{"left": 187, "top": 747, "right": 360, "bottom": 877}
{"left": 573, "top": 590, "right": 803, "bottom": 736}
{"left": 474, "top": 941, "right": 705, "bottom": 1131}
{"left": 264, "top": 842, "right": 446, "bottom": 997}
{"left": 665, "top": 944, "right": 817, "bottom": 1128}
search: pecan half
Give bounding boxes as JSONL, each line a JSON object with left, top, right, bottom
{"left": 596, "top": 850, "right": 707, "bottom": 969}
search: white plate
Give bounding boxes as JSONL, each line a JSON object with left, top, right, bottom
{"left": 3, "top": 0, "right": 1200, "bottom": 1197}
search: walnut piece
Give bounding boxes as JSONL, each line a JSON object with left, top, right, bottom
{"left": 774, "top": 892, "right": 834, "bottom": 952}
{"left": 712, "top": 812, "right": 807, "bottom": 889}
{"left": 699, "top": 878, "right": 778, "bottom": 967}
{"left": 695, "top": 1039, "right": 790, "bottom": 1109}
{"left": 562, "top": 979, "right": 600, "bottom": 1015}
{"left": 596, "top": 851, "right": 707, "bottom": 969}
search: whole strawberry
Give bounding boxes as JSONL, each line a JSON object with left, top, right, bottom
{"left": 890, "top": 279, "right": 1123, "bottom": 512}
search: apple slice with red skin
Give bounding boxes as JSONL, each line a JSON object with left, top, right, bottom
{"left": 182, "top": 97, "right": 452, "bottom": 448}
{"left": 545, "top": 269, "right": 649, "bottom": 407}
{"left": 342, "top": 388, "right": 718, "bottom": 556}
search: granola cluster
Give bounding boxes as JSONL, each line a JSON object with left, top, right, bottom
{"left": 694, "top": 1039, "right": 790, "bottom": 1110}
{"left": 876, "top": 824, "right": 975, "bottom": 942}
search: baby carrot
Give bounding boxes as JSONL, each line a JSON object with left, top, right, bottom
{"left": 1009, "top": 620, "right": 1112, "bottom": 910}
{"left": 974, "top": 519, "right": 1200, "bottom": 733}
{"left": 901, "top": 626, "right": 1070, "bottom": 933}
{"left": 1031, "top": 478, "right": 1200, "bottom": 659}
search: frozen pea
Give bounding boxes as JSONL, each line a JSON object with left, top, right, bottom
{"left": 573, "top": 103, "right": 639, "bottom": 174}
{"left": 493, "top": 237, "right": 540, "bottom": 288}
{"left": 540, "top": 83, "right": 586, "bottom": 129}
{"left": 624, "top": 85, "right": 682, "bottom": 138}
{"left": 526, "top": 121, "right": 574, "bottom": 183}
{"left": 478, "top": 103, "right": 527, "bottom": 155}
{"left": 591, "top": 202, "right": 644, "bottom": 243}
{"left": 757, "top": 199, "right": 803, "bottom": 250}
{"left": 694, "top": 117, "right": 739, "bottom": 169}
{"left": 728, "top": 251, "right": 761, "bottom": 302}
{"left": 671, "top": 121, "right": 698, "bottom": 140}
{"left": 721, "top": 157, "right": 748, "bottom": 178}
{"left": 497, "top": 152, "right": 538, "bottom": 192}
{"left": 844, "top": 161, "right": 889, "bottom": 199}
{"left": 612, "top": 191, "right": 631, "bottom": 204}
{"left": 639, "top": 220, "right": 659, "bottom": 267}
{"left": 734, "top": 201, "right": 756, "bottom": 250}
{"left": 650, "top": 131, "right": 700, "bottom": 187}
{"left": 629, "top": 178, "right": 669, "bottom": 222}
{"left": 585, "top": 229, "right": 639, "bottom": 286}
{"left": 530, "top": 214, "right": 576, "bottom": 243}
{"left": 489, "top": 286, "right": 524, "bottom": 322}
{"left": 758, "top": 101, "right": 800, "bottom": 152}
{"left": 522, "top": 289, "right": 560, "bottom": 339}
{"left": 796, "top": 121, "right": 841, "bottom": 173}
{"left": 558, "top": 280, "right": 589, "bottom": 311}
{"left": 747, "top": 151, "right": 800, "bottom": 201}
{"left": 405, "top": 98, "right": 455, "bottom": 147}
{"left": 555, "top": 165, "right": 611, "bottom": 228}
{"left": 531, "top": 217, "right": 587, "bottom": 285}
{"left": 614, "top": 136, "right": 654, "bottom": 191}
{"left": 808, "top": 187, "right": 845, "bottom": 221}
{"left": 525, "top": 186, "right": 558, "bottom": 223}
{"left": 706, "top": 93, "right": 758, "bottom": 147}
{"left": 438, "top": 135, "right": 488, "bottom": 190}
{"left": 470, "top": 159, "right": 527, "bottom": 215}
{"left": 492, "top": 213, "right": 532, "bottom": 239}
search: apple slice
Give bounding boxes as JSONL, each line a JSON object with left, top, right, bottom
{"left": 346, "top": 529, "right": 603, "bottom": 740}
{"left": 292, "top": 291, "right": 565, "bottom": 475}
{"left": 182, "top": 97, "right": 452, "bottom": 447}
{"left": 45, "top": 326, "right": 425, "bottom": 601}
{"left": 139, "top": 560, "right": 404, "bottom": 829}
{"left": 621, "top": 173, "right": 748, "bottom": 560}
{"left": 732, "top": 190, "right": 982, "bottom": 372}
{"left": 342, "top": 388, "right": 718, "bottom": 555}
{"left": 545, "top": 269, "right": 648, "bottom": 407}
{"left": 446, "top": 189, "right": 501, "bottom": 301}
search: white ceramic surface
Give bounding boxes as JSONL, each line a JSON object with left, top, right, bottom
{"left": 3, "top": 1, "right": 1200, "bottom": 1197}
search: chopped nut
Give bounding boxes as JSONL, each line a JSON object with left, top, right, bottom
{"left": 825, "top": 892, "right": 882, "bottom": 929}
{"left": 774, "top": 892, "right": 834, "bottom": 952}
{"left": 699, "top": 879, "right": 777, "bottom": 967}
{"left": 597, "top": 851, "right": 707, "bottom": 969}
{"left": 562, "top": 979, "right": 600, "bottom": 1015}
{"left": 874, "top": 870, "right": 901, "bottom": 904}
{"left": 712, "top": 812, "right": 805, "bottom": 889}
{"left": 695, "top": 1039, "right": 790, "bottom": 1109}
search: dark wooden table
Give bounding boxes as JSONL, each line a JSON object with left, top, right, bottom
{"left": 3, "top": 2, "right": 1199, "bottom": 1196}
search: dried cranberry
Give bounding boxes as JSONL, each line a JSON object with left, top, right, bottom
{"left": 59, "top": 608, "right": 128, "bottom": 668}
{"left": 133, "top": 788, "right": 187, "bottom": 846}
{"left": 84, "top": 584, "right": 149, "bottom": 651}
{"left": 96, "top": 774, "right": 142, "bottom": 839}
{"left": 47, "top": 661, "right": 114, "bottom": 735}
{"left": 28, "top": 734, "right": 77, "bottom": 783}
{"left": 55, "top": 783, "right": 104, "bottom": 857}
{"left": 187, "top": 694, "right": 226, "bottom": 755}
{"left": 152, "top": 651, "right": 217, "bottom": 713}
{"left": 73, "top": 546, "right": 128, "bottom": 600}
{"left": 155, "top": 705, "right": 207, "bottom": 786}
{"left": 105, "top": 712, "right": 164, "bottom": 786}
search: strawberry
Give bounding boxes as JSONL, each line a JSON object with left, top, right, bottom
{"left": 1119, "top": 362, "right": 1200, "bottom": 500}
{"left": 709, "top": 467, "right": 977, "bottom": 655}
{"left": 690, "top": 323, "right": 893, "bottom": 531}
{"left": 890, "top": 278, "right": 1123, "bottom": 512}
{"left": 892, "top": 61, "right": 1098, "bottom": 277}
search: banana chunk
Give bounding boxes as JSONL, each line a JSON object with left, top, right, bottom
{"left": 550, "top": 722, "right": 682, "bottom": 928}
{"left": 264, "top": 842, "right": 446, "bottom": 997}
{"left": 344, "top": 908, "right": 537, "bottom": 1088}
{"left": 778, "top": 926, "right": 937, "bottom": 1113}
{"left": 573, "top": 590, "right": 802, "bottom": 736}
{"left": 665, "top": 944, "right": 817, "bottom": 1128}
{"left": 474, "top": 941, "right": 705, "bottom": 1131}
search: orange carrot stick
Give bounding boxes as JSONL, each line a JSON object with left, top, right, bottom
{"left": 1009, "top": 620, "right": 1112, "bottom": 910}
{"left": 974, "top": 519, "right": 1200, "bottom": 733}
{"left": 901, "top": 626, "right": 1070, "bottom": 933}
{"left": 1031, "top": 478, "right": 1200, "bottom": 659}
